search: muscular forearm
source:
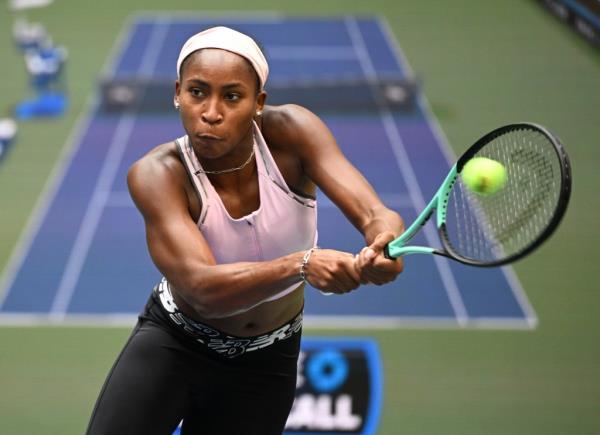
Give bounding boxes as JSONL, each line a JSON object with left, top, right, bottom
{"left": 170, "top": 251, "right": 305, "bottom": 319}
{"left": 360, "top": 205, "right": 404, "bottom": 245}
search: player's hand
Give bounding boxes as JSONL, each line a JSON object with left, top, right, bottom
{"left": 303, "top": 249, "right": 361, "bottom": 294}
{"left": 355, "top": 231, "right": 404, "bottom": 285}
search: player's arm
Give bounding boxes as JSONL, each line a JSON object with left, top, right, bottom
{"left": 127, "top": 149, "right": 360, "bottom": 318}
{"left": 266, "top": 105, "right": 405, "bottom": 285}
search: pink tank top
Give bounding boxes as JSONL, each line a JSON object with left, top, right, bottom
{"left": 175, "top": 122, "right": 318, "bottom": 312}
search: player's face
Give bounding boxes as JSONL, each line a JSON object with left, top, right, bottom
{"left": 175, "top": 49, "right": 265, "bottom": 162}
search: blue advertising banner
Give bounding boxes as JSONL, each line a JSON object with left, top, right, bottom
{"left": 285, "top": 338, "right": 383, "bottom": 435}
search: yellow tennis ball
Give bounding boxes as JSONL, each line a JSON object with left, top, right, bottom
{"left": 461, "top": 157, "right": 507, "bottom": 195}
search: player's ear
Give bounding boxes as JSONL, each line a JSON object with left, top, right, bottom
{"left": 174, "top": 80, "right": 181, "bottom": 110}
{"left": 255, "top": 91, "right": 267, "bottom": 117}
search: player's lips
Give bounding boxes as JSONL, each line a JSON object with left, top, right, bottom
{"left": 197, "top": 133, "right": 223, "bottom": 141}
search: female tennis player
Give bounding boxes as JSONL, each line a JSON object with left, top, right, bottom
{"left": 86, "top": 26, "right": 404, "bottom": 435}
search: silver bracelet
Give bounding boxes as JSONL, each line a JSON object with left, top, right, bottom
{"left": 300, "top": 246, "right": 319, "bottom": 282}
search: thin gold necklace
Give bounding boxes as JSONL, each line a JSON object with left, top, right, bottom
{"left": 194, "top": 147, "right": 255, "bottom": 175}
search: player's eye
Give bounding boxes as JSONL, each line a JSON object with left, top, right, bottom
{"left": 189, "top": 88, "right": 205, "bottom": 97}
{"left": 224, "top": 92, "right": 241, "bottom": 101}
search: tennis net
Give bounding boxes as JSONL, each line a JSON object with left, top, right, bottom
{"left": 99, "top": 74, "right": 419, "bottom": 113}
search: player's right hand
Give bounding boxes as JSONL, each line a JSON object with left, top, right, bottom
{"left": 303, "top": 249, "right": 361, "bottom": 294}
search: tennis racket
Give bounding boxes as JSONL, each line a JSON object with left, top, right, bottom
{"left": 384, "top": 122, "right": 571, "bottom": 266}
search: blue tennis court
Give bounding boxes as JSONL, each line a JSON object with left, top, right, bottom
{"left": 0, "top": 15, "right": 536, "bottom": 328}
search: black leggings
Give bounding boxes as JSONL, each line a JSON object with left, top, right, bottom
{"left": 86, "top": 295, "right": 301, "bottom": 435}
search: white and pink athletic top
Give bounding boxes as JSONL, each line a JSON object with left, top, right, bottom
{"left": 174, "top": 122, "right": 318, "bottom": 310}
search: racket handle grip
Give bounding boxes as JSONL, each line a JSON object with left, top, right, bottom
{"left": 384, "top": 244, "right": 436, "bottom": 258}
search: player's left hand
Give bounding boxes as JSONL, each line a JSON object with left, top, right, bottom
{"left": 354, "top": 231, "right": 404, "bottom": 285}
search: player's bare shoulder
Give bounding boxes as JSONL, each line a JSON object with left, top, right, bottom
{"left": 127, "top": 141, "right": 191, "bottom": 216}
{"left": 262, "top": 104, "right": 339, "bottom": 165}
{"left": 128, "top": 141, "right": 184, "bottom": 189}
{"left": 261, "top": 104, "right": 322, "bottom": 151}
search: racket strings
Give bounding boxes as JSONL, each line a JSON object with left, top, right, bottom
{"left": 444, "top": 128, "right": 563, "bottom": 263}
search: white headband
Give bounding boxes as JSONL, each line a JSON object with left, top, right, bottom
{"left": 176, "top": 26, "right": 268, "bottom": 89}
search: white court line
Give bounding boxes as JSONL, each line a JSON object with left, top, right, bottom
{"left": 0, "top": 312, "right": 532, "bottom": 330}
{"left": 105, "top": 191, "right": 135, "bottom": 208}
{"left": 133, "top": 10, "right": 286, "bottom": 22}
{"left": 266, "top": 46, "right": 357, "bottom": 60}
{"left": 304, "top": 315, "right": 533, "bottom": 330}
{"left": 50, "top": 115, "right": 136, "bottom": 317}
{"left": 139, "top": 16, "right": 171, "bottom": 73}
{"left": 0, "top": 18, "right": 139, "bottom": 310}
{"left": 101, "top": 14, "right": 143, "bottom": 78}
{"left": 377, "top": 16, "right": 538, "bottom": 329}
{"left": 49, "top": 20, "right": 171, "bottom": 319}
{"left": 344, "top": 16, "right": 470, "bottom": 327}
{"left": 0, "top": 313, "right": 140, "bottom": 327}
